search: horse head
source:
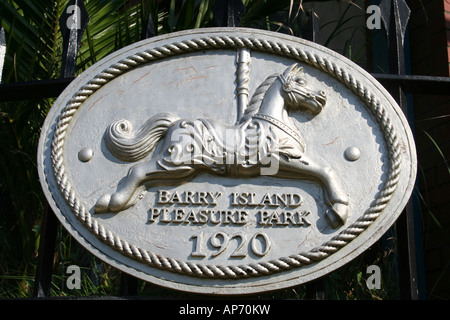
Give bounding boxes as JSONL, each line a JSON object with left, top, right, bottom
{"left": 279, "top": 63, "right": 327, "bottom": 115}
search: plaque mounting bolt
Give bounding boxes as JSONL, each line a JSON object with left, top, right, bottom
{"left": 344, "top": 146, "right": 361, "bottom": 161}
{"left": 78, "top": 148, "right": 93, "bottom": 162}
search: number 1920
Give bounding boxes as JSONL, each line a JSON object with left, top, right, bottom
{"left": 190, "top": 231, "right": 271, "bottom": 258}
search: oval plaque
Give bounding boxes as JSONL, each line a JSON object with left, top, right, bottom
{"left": 38, "top": 28, "right": 417, "bottom": 295}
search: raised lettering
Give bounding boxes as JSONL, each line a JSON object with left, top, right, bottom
{"left": 149, "top": 208, "right": 161, "bottom": 222}
{"left": 156, "top": 190, "right": 221, "bottom": 206}
{"left": 189, "top": 231, "right": 272, "bottom": 259}
{"left": 260, "top": 193, "right": 277, "bottom": 207}
{"left": 208, "top": 192, "right": 222, "bottom": 205}
{"left": 230, "top": 233, "right": 247, "bottom": 258}
{"left": 170, "top": 192, "right": 183, "bottom": 204}
{"left": 297, "top": 210, "right": 311, "bottom": 226}
{"left": 230, "top": 192, "right": 304, "bottom": 208}
{"left": 190, "top": 232, "right": 207, "bottom": 258}
{"left": 160, "top": 208, "right": 171, "bottom": 222}
{"left": 251, "top": 233, "right": 271, "bottom": 256}
{"left": 274, "top": 193, "right": 288, "bottom": 207}
{"left": 148, "top": 208, "right": 250, "bottom": 226}
{"left": 185, "top": 191, "right": 198, "bottom": 205}
{"left": 236, "top": 211, "right": 248, "bottom": 224}
{"left": 257, "top": 210, "right": 311, "bottom": 227}
{"left": 185, "top": 210, "right": 199, "bottom": 223}
{"left": 223, "top": 210, "right": 236, "bottom": 224}
{"left": 173, "top": 208, "right": 185, "bottom": 222}
{"left": 209, "top": 210, "right": 221, "bottom": 224}
{"left": 157, "top": 190, "right": 171, "bottom": 204}
{"left": 284, "top": 210, "right": 296, "bottom": 225}
{"left": 289, "top": 193, "right": 303, "bottom": 207}
{"left": 197, "top": 209, "right": 209, "bottom": 223}
{"left": 259, "top": 211, "right": 270, "bottom": 225}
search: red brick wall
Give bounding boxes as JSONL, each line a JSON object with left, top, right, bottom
{"left": 409, "top": 0, "right": 450, "bottom": 299}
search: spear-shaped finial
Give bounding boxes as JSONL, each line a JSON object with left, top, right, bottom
{"left": 141, "top": 13, "right": 156, "bottom": 40}
{"left": 380, "top": 0, "right": 410, "bottom": 45}
{"left": 380, "top": 0, "right": 410, "bottom": 74}
{"left": 212, "top": 0, "right": 245, "bottom": 28}
{"left": 301, "top": 9, "right": 320, "bottom": 42}
{"left": 59, "top": 0, "right": 89, "bottom": 78}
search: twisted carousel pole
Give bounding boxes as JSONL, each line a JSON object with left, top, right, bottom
{"left": 235, "top": 47, "right": 251, "bottom": 123}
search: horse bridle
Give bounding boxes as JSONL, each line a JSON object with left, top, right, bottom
{"left": 252, "top": 113, "right": 305, "bottom": 151}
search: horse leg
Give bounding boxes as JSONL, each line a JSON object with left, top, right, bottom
{"left": 95, "top": 156, "right": 195, "bottom": 213}
{"left": 275, "top": 156, "right": 349, "bottom": 228}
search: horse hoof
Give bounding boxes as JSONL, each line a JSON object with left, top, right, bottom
{"left": 325, "top": 203, "right": 348, "bottom": 228}
{"left": 325, "top": 209, "right": 340, "bottom": 228}
{"left": 332, "top": 203, "right": 348, "bottom": 223}
{"left": 109, "top": 193, "right": 128, "bottom": 212}
{"left": 95, "top": 194, "right": 111, "bottom": 213}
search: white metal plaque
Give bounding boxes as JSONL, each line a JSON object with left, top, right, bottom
{"left": 38, "top": 28, "right": 417, "bottom": 295}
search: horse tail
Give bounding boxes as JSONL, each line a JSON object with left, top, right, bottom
{"left": 104, "top": 113, "right": 179, "bottom": 162}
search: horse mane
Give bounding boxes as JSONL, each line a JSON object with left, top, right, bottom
{"left": 239, "top": 74, "right": 278, "bottom": 124}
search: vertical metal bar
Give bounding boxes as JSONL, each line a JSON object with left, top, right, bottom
{"left": 302, "top": 9, "right": 319, "bottom": 42}
{"left": 33, "top": 203, "right": 58, "bottom": 297}
{"left": 33, "top": 0, "right": 89, "bottom": 298}
{"left": 141, "top": 13, "right": 156, "bottom": 40}
{"left": 212, "top": 0, "right": 245, "bottom": 28}
{"left": 0, "top": 14, "right": 56, "bottom": 299}
{"left": 305, "top": 277, "right": 324, "bottom": 300}
{"left": 381, "top": 0, "right": 409, "bottom": 105}
{"left": 119, "top": 272, "right": 138, "bottom": 296}
{"left": 59, "top": 0, "right": 89, "bottom": 78}
{"left": 380, "top": 0, "right": 420, "bottom": 300}
{"left": 0, "top": 27, "right": 6, "bottom": 83}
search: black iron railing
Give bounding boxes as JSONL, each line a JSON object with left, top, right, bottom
{"left": 1, "top": 0, "right": 448, "bottom": 299}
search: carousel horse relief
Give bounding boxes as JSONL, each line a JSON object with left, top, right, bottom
{"left": 95, "top": 63, "right": 349, "bottom": 228}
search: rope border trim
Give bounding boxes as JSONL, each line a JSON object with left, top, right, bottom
{"left": 49, "top": 33, "right": 402, "bottom": 279}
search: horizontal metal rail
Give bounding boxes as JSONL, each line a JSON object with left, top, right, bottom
{"left": 0, "top": 77, "right": 75, "bottom": 102}
{"left": 0, "top": 74, "right": 449, "bottom": 102}
{"left": 372, "top": 74, "right": 450, "bottom": 95}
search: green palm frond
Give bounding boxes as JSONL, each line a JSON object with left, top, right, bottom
{"left": 0, "top": 0, "right": 63, "bottom": 81}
